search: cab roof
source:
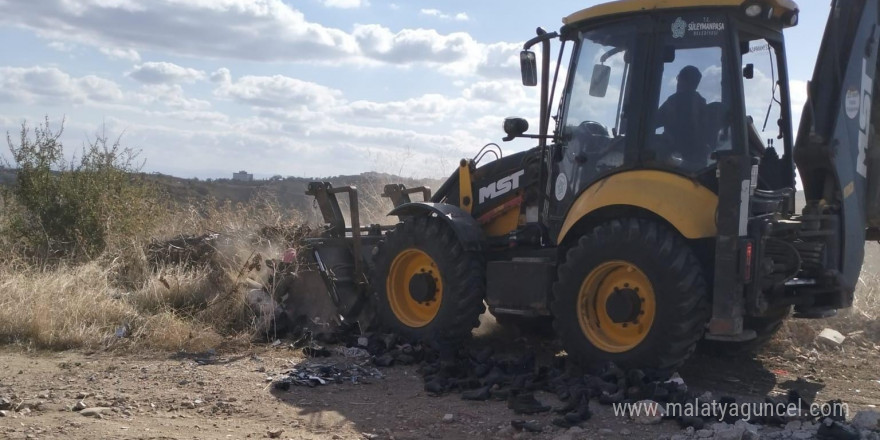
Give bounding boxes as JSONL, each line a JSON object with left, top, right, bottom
{"left": 563, "top": 0, "right": 799, "bottom": 26}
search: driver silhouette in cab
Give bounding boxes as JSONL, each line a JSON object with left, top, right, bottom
{"left": 655, "top": 65, "right": 708, "bottom": 166}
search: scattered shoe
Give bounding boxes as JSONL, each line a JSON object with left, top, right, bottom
{"left": 302, "top": 345, "right": 331, "bottom": 358}
{"left": 461, "top": 386, "right": 491, "bottom": 401}
{"left": 510, "top": 419, "right": 543, "bottom": 433}
{"left": 508, "top": 391, "right": 551, "bottom": 415}
{"left": 372, "top": 353, "right": 394, "bottom": 367}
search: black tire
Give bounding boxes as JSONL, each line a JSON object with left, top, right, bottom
{"left": 552, "top": 218, "right": 710, "bottom": 372}
{"left": 371, "top": 216, "right": 486, "bottom": 342}
{"left": 699, "top": 306, "right": 791, "bottom": 355}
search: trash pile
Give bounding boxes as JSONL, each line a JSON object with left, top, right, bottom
{"left": 269, "top": 327, "right": 880, "bottom": 438}
{"left": 272, "top": 363, "right": 383, "bottom": 389}
{"left": 146, "top": 233, "right": 220, "bottom": 268}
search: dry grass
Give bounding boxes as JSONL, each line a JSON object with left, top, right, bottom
{"left": 0, "top": 263, "right": 135, "bottom": 350}
{"left": 0, "top": 195, "right": 304, "bottom": 353}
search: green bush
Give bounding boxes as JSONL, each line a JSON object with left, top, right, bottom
{"left": 2, "top": 117, "right": 162, "bottom": 262}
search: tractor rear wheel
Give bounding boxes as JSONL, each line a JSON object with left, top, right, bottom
{"left": 371, "top": 216, "right": 486, "bottom": 342}
{"left": 551, "top": 218, "right": 709, "bottom": 373}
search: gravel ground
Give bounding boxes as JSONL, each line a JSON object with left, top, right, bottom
{"left": 1, "top": 315, "right": 878, "bottom": 440}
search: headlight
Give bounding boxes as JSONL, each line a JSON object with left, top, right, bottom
{"left": 745, "top": 4, "right": 763, "bottom": 17}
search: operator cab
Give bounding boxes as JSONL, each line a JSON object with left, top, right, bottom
{"left": 514, "top": 1, "right": 799, "bottom": 233}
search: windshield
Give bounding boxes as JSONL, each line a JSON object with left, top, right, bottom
{"left": 558, "top": 22, "right": 637, "bottom": 175}
{"left": 564, "top": 34, "right": 632, "bottom": 137}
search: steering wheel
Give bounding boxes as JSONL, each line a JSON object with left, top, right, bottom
{"left": 578, "top": 121, "right": 610, "bottom": 137}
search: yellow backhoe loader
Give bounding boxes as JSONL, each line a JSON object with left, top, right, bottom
{"left": 300, "top": 0, "right": 880, "bottom": 372}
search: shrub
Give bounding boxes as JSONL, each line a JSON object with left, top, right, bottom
{"left": 3, "top": 117, "right": 162, "bottom": 262}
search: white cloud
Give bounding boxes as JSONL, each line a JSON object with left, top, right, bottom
{"left": 420, "top": 8, "right": 442, "bottom": 17}
{"left": 0, "top": 53, "right": 537, "bottom": 178}
{"left": 475, "top": 42, "right": 522, "bottom": 79}
{"left": 463, "top": 81, "right": 526, "bottom": 104}
{"left": 0, "top": 0, "right": 511, "bottom": 78}
{"left": 345, "top": 94, "right": 472, "bottom": 124}
{"left": 48, "top": 41, "right": 75, "bottom": 52}
{"left": 353, "top": 24, "right": 480, "bottom": 66}
{"left": 128, "top": 62, "right": 206, "bottom": 84}
{"left": 133, "top": 84, "right": 212, "bottom": 111}
{"left": 0, "top": 0, "right": 360, "bottom": 63}
{"left": 419, "top": 8, "right": 469, "bottom": 21}
{"left": 163, "top": 110, "right": 229, "bottom": 123}
{"left": 0, "top": 66, "right": 123, "bottom": 104}
{"left": 99, "top": 47, "right": 141, "bottom": 62}
{"left": 77, "top": 75, "right": 125, "bottom": 102}
{"left": 214, "top": 74, "right": 343, "bottom": 109}
{"left": 210, "top": 68, "right": 231, "bottom": 84}
{"left": 321, "top": 0, "right": 368, "bottom": 8}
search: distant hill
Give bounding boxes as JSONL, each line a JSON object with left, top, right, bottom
{"left": 0, "top": 168, "right": 442, "bottom": 223}
{"left": 144, "top": 172, "right": 441, "bottom": 212}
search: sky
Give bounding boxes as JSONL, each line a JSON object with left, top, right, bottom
{"left": 0, "top": 0, "right": 828, "bottom": 180}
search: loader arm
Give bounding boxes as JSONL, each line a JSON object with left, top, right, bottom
{"left": 794, "top": 0, "right": 880, "bottom": 296}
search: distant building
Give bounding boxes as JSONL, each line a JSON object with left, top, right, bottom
{"left": 232, "top": 171, "right": 254, "bottom": 182}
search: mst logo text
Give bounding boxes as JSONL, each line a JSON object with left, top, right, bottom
{"left": 479, "top": 170, "right": 525, "bottom": 204}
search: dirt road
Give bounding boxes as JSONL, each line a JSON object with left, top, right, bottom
{"left": 1, "top": 321, "right": 878, "bottom": 440}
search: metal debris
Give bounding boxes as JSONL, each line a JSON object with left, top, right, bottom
{"left": 273, "top": 362, "right": 383, "bottom": 389}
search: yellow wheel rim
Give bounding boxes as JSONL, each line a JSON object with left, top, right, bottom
{"left": 386, "top": 248, "right": 443, "bottom": 328}
{"left": 578, "top": 261, "right": 656, "bottom": 353}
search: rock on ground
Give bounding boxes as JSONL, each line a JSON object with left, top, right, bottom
{"left": 853, "top": 410, "right": 880, "bottom": 431}
{"left": 79, "top": 407, "right": 110, "bottom": 418}
{"left": 817, "top": 328, "right": 846, "bottom": 347}
{"left": 630, "top": 400, "right": 665, "bottom": 425}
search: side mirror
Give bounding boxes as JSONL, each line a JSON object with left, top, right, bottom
{"left": 589, "top": 64, "right": 611, "bottom": 98}
{"left": 520, "top": 51, "right": 537, "bottom": 87}
{"left": 743, "top": 63, "right": 755, "bottom": 79}
{"left": 502, "top": 117, "right": 529, "bottom": 141}
{"left": 663, "top": 46, "right": 676, "bottom": 63}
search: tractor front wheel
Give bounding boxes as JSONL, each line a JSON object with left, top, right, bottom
{"left": 371, "top": 216, "right": 486, "bottom": 342}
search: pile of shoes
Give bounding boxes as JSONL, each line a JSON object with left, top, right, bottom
{"left": 273, "top": 332, "right": 859, "bottom": 434}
